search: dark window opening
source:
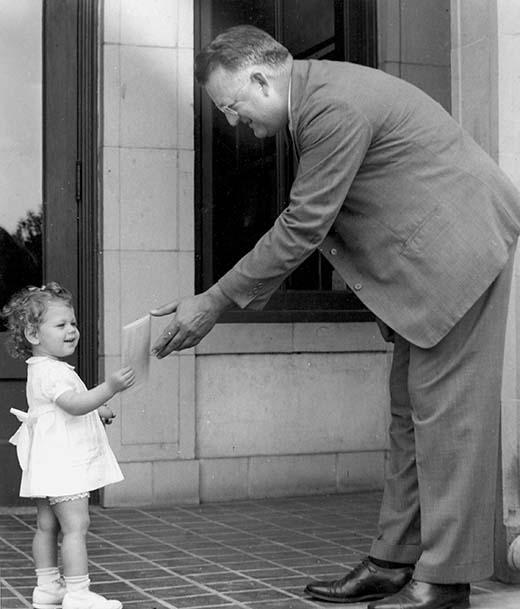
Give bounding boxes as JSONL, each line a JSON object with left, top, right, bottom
{"left": 195, "top": 0, "right": 377, "bottom": 322}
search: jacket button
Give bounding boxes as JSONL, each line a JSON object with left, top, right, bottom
{"left": 330, "top": 248, "right": 337, "bottom": 255}
{"left": 354, "top": 283, "right": 362, "bottom": 291}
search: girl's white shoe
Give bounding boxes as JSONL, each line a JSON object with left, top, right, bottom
{"left": 32, "top": 580, "right": 67, "bottom": 609}
{"left": 62, "top": 591, "right": 122, "bottom": 609}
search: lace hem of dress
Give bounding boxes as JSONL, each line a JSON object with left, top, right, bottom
{"left": 48, "top": 492, "right": 90, "bottom": 505}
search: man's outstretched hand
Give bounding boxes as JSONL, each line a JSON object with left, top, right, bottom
{"left": 150, "top": 285, "right": 233, "bottom": 358}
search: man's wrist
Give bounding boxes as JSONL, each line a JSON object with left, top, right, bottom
{"left": 206, "top": 283, "right": 233, "bottom": 313}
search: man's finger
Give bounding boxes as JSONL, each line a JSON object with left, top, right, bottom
{"left": 154, "top": 340, "right": 176, "bottom": 358}
{"left": 155, "top": 326, "right": 197, "bottom": 358}
{"left": 152, "top": 325, "right": 179, "bottom": 357}
{"left": 174, "top": 332, "right": 201, "bottom": 352}
{"left": 150, "top": 301, "right": 179, "bottom": 317}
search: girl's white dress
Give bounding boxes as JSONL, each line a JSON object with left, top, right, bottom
{"left": 9, "top": 356, "right": 123, "bottom": 498}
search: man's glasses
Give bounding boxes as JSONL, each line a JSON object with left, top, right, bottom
{"left": 216, "top": 79, "right": 249, "bottom": 119}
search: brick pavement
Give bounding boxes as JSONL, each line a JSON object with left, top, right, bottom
{"left": 1, "top": 491, "right": 519, "bottom": 608}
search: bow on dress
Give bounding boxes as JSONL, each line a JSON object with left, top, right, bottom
{"left": 9, "top": 408, "right": 35, "bottom": 470}
{"left": 9, "top": 407, "right": 60, "bottom": 471}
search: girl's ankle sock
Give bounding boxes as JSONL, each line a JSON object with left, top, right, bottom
{"left": 36, "top": 567, "right": 61, "bottom": 587}
{"left": 64, "top": 574, "right": 90, "bottom": 594}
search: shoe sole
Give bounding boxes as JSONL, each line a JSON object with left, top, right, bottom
{"left": 33, "top": 604, "right": 62, "bottom": 609}
{"left": 365, "top": 596, "right": 471, "bottom": 609}
{"left": 305, "top": 589, "right": 389, "bottom": 603}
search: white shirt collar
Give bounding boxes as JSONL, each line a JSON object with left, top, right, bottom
{"left": 287, "top": 73, "right": 293, "bottom": 134}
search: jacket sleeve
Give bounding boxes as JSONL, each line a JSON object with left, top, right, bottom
{"left": 217, "top": 98, "right": 373, "bottom": 309}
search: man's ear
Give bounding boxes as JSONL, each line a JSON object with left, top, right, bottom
{"left": 24, "top": 326, "right": 40, "bottom": 346}
{"left": 251, "top": 71, "right": 269, "bottom": 95}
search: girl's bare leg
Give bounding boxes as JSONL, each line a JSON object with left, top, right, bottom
{"left": 51, "top": 497, "right": 90, "bottom": 576}
{"left": 33, "top": 499, "right": 60, "bottom": 568}
{"left": 50, "top": 496, "right": 122, "bottom": 608}
{"left": 32, "top": 500, "right": 66, "bottom": 608}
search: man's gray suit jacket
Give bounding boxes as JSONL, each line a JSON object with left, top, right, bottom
{"left": 218, "top": 59, "right": 520, "bottom": 348}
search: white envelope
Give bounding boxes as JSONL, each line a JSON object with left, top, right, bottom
{"left": 122, "top": 315, "right": 151, "bottom": 388}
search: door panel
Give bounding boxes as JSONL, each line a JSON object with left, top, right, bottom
{"left": 44, "top": 0, "right": 80, "bottom": 297}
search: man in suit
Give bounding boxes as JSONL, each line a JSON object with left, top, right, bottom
{"left": 151, "top": 26, "right": 520, "bottom": 609}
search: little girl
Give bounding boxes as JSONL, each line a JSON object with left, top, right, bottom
{"left": 2, "top": 283, "right": 135, "bottom": 609}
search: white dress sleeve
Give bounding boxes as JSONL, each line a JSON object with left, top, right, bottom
{"left": 40, "top": 364, "right": 79, "bottom": 402}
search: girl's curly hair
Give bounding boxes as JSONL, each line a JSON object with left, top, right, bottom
{"left": 1, "top": 282, "right": 74, "bottom": 359}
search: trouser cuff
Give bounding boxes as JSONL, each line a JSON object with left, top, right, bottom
{"left": 413, "top": 559, "right": 492, "bottom": 584}
{"left": 370, "top": 538, "right": 421, "bottom": 565}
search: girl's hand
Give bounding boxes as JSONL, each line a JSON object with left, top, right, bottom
{"left": 107, "top": 366, "right": 135, "bottom": 393}
{"left": 98, "top": 404, "right": 116, "bottom": 425}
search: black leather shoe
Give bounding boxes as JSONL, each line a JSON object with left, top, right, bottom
{"left": 367, "top": 579, "right": 470, "bottom": 609}
{"left": 304, "top": 558, "right": 413, "bottom": 603}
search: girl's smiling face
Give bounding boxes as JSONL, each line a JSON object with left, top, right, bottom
{"left": 27, "top": 301, "right": 80, "bottom": 359}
